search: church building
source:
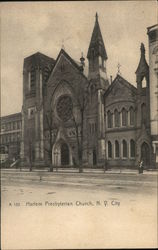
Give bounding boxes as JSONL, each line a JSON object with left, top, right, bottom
{"left": 1, "top": 14, "right": 157, "bottom": 169}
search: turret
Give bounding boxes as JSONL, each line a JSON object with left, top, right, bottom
{"left": 136, "top": 43, "right": 149, "bottom": 91}
{"left": 87, "top": 13, "right": 108, "bottom": 83}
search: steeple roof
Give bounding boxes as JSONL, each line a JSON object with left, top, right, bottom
{"left": 136, "top": 43, "right": 149, "bottom": 76}
{"left": 87, "top": 13, "right": 108, "bottom": 60}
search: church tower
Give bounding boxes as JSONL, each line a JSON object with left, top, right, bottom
{"left": 20, "top": 52, "right": 55, "bottom": 166}
{"left": 87, "top": 13, "right": 108, "bottom": 84}
{"left": 135, "top": 43, "right": 150, "bottom": 130}
{"left": 135, "top": 43, "right": 152, "bottom": 167}
{"left": 86, "top": 13, "right": 109, "bottom": 166}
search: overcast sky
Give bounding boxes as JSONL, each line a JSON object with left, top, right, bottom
{"left": 1, "top": 1, "right": 157, "bottom": 116}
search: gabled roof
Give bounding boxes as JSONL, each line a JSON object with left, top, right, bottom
{"left": 24, "top": 52, "right": 55, "bottom": 68}
{"left": 135, "top": 43, "right": 149, "bottom": 76}
{"left": 104, "top": 74, "right": 137, "bottom": 97}
{"left": 54, "top": 49, "right": 82, "bottom": 71}
{"left": 87, "top": 13, "right": 107, "bottom": 60}
{"left": 49, "top": 49, "right": 88, "bottom": 81}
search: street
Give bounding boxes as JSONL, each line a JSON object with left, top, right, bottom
{"left": 1, "top": 169, "right": 158, "bottom": 249}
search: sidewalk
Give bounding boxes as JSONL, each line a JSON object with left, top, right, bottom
{"left": 1, "top": 167, "right": 158, "bottom": 175}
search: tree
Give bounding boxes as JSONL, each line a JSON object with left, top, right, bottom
{"left": 72, "top": 75, "right": 90, "bottom": 173}
{"left": 44, "top": 108, "right": 57, "bottom": 172}
{"left": 26, "top": 129, "right": 34, "bottom": 172}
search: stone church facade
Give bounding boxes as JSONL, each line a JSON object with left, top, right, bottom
{"left": 1, "top": 14, "right": 157, "bottom": 168}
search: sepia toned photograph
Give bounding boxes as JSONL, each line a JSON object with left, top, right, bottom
{"left": 1, "top": 1, "right": 158, "bottom": 249}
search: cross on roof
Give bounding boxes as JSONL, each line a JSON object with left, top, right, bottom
{"left": 117, "top": 63, "right": 121, "bottom": 75}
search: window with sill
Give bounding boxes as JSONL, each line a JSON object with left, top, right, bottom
{"left": 108, "top": 141, "right": 112, "bottom": 158}
{"left": 114, "top": 109, "right": 120, "bottom": 127}
{"left": 107, "top": 111, "right": 113, "bottom": 128}
{"left": 122, "top": 140, "right": 127, "bottom": 158}
{"left": 130, "top": 139, "right": 135, "bottom": 158}
{"left": 115, "top": 140, "right": 119, "bottom": 158}
{"left": 129, "top": 107, "right": 135, "bottom": 126}
{"left": 122, "top": 108, "right": 128, "bottom": 126}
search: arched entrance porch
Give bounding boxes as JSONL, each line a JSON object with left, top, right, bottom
{"left": 52, "top": 140, "right": 73, "bottom": 166}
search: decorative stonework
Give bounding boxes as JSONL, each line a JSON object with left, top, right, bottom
{"left": 56, "top": 95, "right": 73, "bottom": 122}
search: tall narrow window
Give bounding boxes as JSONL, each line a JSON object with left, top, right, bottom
{"left": 114, "top": 109, "right": 120, "bottom": 127}
{"left": 141, "top": 103, "right": 147, "bottom": 124}
{"left": 130, "top": 140, "right": 135, "bottom": 157}
{"left": 115, "top": 140, "right": 119, "bottom": 158}
{"left": 108, "top": 141, "right": 112, "bottom": 158}
{"left": 107, "top": 111, "right": 113, "bottom": 128}
{"left": 28, "top": 72, "right": 31, "bottom": 91}
{"left": 122, "top": 108, "right": 128, "bottom": 126}
{"left": 142, "top": 77, "right": 147, "bottom": 88}
{"left": 30, "top": 67, "right": 36, "bottom": 90}
{"left": 129, "top": 107, "right": 134, "bottom": 126}
{"left": 123, "top": 140, "right": 127, "bottom": 158}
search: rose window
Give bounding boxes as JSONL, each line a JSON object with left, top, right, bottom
{"left": 56, "top": 95, "right": 73, "bottom": 122}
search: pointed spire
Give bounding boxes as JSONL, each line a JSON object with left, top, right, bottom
{"left": 136, "top": 43, "right": 149, "bottom": 75}
{"left": 87, "top": 13, "right": 107, "bottom": 60}
{"left": 140, "top": 43, "right": 145, "bottom": 56}
{"left": 96, "top": 12, "right": 98, "bottom": 22}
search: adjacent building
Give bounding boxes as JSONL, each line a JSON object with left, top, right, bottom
{"left": 147, "top": 24, "right": 158, "bottom": 167}
{"left": 0, "top": 113, "right": 21, "bottom": 160}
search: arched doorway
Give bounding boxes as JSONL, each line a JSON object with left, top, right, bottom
{"left": 141, "top": 142, "right": 150, "bottom": 167}
{"left": 61, "top": 143, "right": 69, "bottom": 165}
{"left": 93, "top": 149, "right": 97, "bottom": 166}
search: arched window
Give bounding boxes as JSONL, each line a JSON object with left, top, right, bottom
{"left": 142, "top": 77, "right": 147, "bottom": 88}
{"left": 107, "top": 111, "right": 113, "bottom": 128}
{"left": 141, "top": 103, "right": 147, "bottom": 124}
{"left": 114, "top": 109, "right": 120, "bottom": 127}
{"left": 122, "top": 140, "right": 127, "bottom": 158}
{"left": 115, "top": 140, "right": 119, "bottom": 158}
{"left": 122, "top": 108, "right": 128, "bottom": 126}
{"left": 108, "top": 141, "right": 112, "bottom": 158}
{"left": 130, "top": 140, "right": 135, "bottom": 157}
{"left": 129, "top": 107, "right": 134, "bottom": 126}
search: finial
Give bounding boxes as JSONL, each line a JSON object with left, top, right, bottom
{"left": 96, "top": 12, "right": 98, "bottom": 21}
{"left": 140, "top": 43, "right": 145, "bottom": 55}
{"left": 117, "top": 63, "right": 121, "bottom": 75}
{"left": 80, "top": 52, "right": 85, "bottom": 67}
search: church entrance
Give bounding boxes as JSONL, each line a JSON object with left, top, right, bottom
{"left": 141, "top": 142, "right": 150, "bottom": 168}
{"left": 93, "top": 149, "right": 97, "bottom": 166}
{"left": 61, "top": 143, "right": 69, "bottom": 165}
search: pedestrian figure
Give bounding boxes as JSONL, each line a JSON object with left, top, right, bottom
{"left": 138, "top": 160, "right": 144, "bottom": 174}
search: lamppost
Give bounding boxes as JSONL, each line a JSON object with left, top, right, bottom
{"left": 29, "top": 141, "right": 32, "bottom": 172}
{"left": 104, "top": 145, "right": 108, "bottom": 173}
{"left": 54, "top": 149, "right": 59, "bottom": 171}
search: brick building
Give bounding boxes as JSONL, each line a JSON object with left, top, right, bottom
{"left": 1, "top": 14, "right": 157, "bottom": 168}
{"left": 0, "top": 113, "right": 21, "bottom": 160}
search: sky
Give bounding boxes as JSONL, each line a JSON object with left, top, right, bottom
{"left": 1, "top": 1, "right": 157, "bottom": 116}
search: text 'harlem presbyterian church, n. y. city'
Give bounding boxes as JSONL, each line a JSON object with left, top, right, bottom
{"left": 1, "top": 14, "right": 158, "bottom": 169}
